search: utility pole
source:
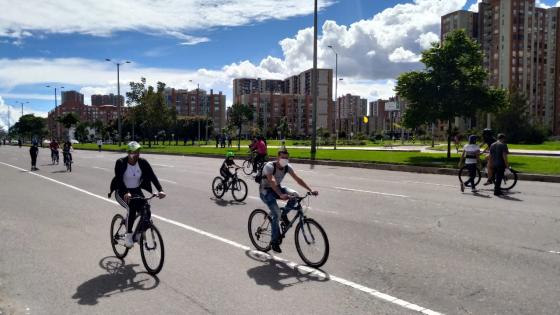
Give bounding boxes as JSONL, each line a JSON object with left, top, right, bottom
{"left": 310, "top": 0, "right": 318, "bottom": 156}
{"left": 106, "top": 59, "right": 131, "bottom": 146}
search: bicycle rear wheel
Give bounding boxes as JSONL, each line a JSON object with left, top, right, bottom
{"left": 458, "top": 166, "right": 481, "bottom": 188}
{"left": 295, "top": 218, "right": 329, "bottom": 268}
{"left": 212, "top": 176, "right": 226, "bottom": 199}
{"left": 232, "top": 178, "right": 248, "bottom": 202}
{"left": 248, "top": 209, "right": 272, "bottom": 252}
{"left": 242, "top": 159, "right": 253, "bottom": 175}
{"left": 501, "top": 169, "right": 518, "bottom": 190}
{"left": 140, "top": 224, "right": 165, "bottom": 275}
{"left": 110, "top": 214, "right": 129, "bottom": 259}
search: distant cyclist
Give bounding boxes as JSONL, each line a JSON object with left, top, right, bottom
{"left": 220, "top": 151, "right": 241, "bottom": 185}
{"left": 62, "top": 140, "right": 73, "bottom": 166}
{"left": 49, "top": 138, "right": 60, "bottom": 164}
{"left": 109, "top": 141, "right": 166, "bottom": 248}
{"left": 458, "top": 135, "right": 480, "bottom": 193}
{"left": 252, "top": 135, "right": 268, "bottom": 173}
{"left": 259, "top": 149, "right": 318, "bottom": 253}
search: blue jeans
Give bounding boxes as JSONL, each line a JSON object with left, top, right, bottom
{"left": 260, "top": 187, "right": 298, "bottom": 244}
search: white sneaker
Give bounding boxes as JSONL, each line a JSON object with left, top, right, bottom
{"left": 124, "top": 233, "right": 134, "bottom": 248}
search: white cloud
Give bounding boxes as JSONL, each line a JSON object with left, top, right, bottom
{"left": 0, "top": 0, "right": 335, "bottom": 44}
{"left": 0, "top": 96, "right": 47, "bottom": 131}
{"left": 416, "top": 32, "right": 440, "bottom": 49}
{"left": 165, "top": 31, "right": 210, "bottom": 46}
{"left": 536, "top": 0, "right": 551, "bottom": 8}
{"left": 468, "top": 0, "right": 482, "bottom": 12}
{"left": 388, "top": 47, "right": 421, "bottom": 63}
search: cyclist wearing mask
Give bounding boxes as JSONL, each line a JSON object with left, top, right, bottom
{"left": 259, "top": 149, "right": 318, "bottom": 253}
{"left": 109, "top": 141, "right": 166, "bottom": 248}
{"left": 459, "top": 135, "right": 481, "bottom": 192}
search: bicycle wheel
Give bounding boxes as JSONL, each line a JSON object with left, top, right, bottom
{"left": 458, "top": 166, "right": 481, "bottom": 188}
{"left": 232, "top": 178, "right": 248, "bottom": 202}
{"left": 140, "top": 224, "right": 165, "bottom": 275}
{"left": 501, "top": 169, "right": 518, "bottom": 190}
{"left": 248, "top": 209, "right": 272, "bottom": 252}
{"left": 212, "top": 176, "right": 226, "bottom": 199}
{"left": 295, "top": 218, "right": 329, "bottom": 268}
{"left": 110, "top": 214, "right": 129, "bottom": 259}
{"left": 242, "top": 159, "right": 253, "bottom": 175}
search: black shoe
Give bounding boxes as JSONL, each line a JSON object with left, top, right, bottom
{"left": 494, "top": 191, "right": 503, "bottom": 196}
{"left": 271, "top": 243, "right": 282, "bottom": 253}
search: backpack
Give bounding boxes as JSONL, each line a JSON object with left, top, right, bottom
{"left": 255, "top": 162, "right": 288, "bottom": 184}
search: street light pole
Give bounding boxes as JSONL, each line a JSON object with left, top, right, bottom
{"left": 328, "top": 45, "right": 338, "bottom": 150}
{"left": 106, "top": 59, "right": 130, "bottom": 147}
{"left": 16, "top": 101, "right": 29, "bottom": 118}
{"left": 310, "top": 0, "right": 318, "bottom": 156}
{"left": 46, "top": 85, "right": 64, "bottom": 139}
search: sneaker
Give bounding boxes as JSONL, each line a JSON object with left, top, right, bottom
{"left": 471, "top": 188, "right": 478, "bottom": 193}
{"left": 124, "top": 233, "right": 134, "bottom": 248}
{"left": 460, "top": 182, "right": 464, "bottom": 192}
{"left": 271, "top": 242, "right": 282, "bottom": 253}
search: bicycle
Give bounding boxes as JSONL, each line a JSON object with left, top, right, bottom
{"left": 212, "top": 167, "right": 248, "bottom": 202}
{"left": 242, "top": 151, "right": 257, "bottom": 175}
{"left": 458, "top": 163, "right": 518, "bottom": 190}
{"left": 110, "top": 194, "right": 165, "bottom": 275}
{"left": 51, "top": 149, "right": 59, "bottom": 165}
{"left": 248, "top": 192, "right": 329, "bottom": 268}
{"left": 63, "top": 151, "right": 72, "bottom": 172}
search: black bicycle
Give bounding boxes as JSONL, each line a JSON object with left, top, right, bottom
{"left": 248, "top": 192, "right": 329, "bottom": 268}
{"left": 458, "top": 164, "right": 518, "bottom": 190}
{"left": 242, "top": 151, "right": 257, "bottom": 175}
{"left": 51, "top": 149, "right": 59, "bottom": 165}
{"left": 110, "top": 195, "right": 165, "bottom": 275}
{"left": 212, "top": 168, "right": 248, "bottom": 201}
{"left": 63, "top": 151, "right": 72, "bottom": 172}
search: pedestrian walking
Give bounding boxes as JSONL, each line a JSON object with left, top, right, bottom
{"left": 458, "top": 135, "right": 480, "bottom": 193}
{"left": 30, "top": 142, "right": 39, "bottom": 171}
{"left": 97, "top": 139, "right": 103, "bottom": 152}
{"left": 488, "top": 133, "right": 509, "bottom": 196}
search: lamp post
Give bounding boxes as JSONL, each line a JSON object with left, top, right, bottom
{"left": 15, "top": 101, "right": 29, "bottom": 118}
{"left": 328, "top": 45, "right": 338, "bottom": 150}
{"left": 189, "top": 80, "right": 201, "bottom": 145}
{"left": 310, "top": 0, "right": 318, "bottom": 156}
{"left": 106, "top": 59, "right": 130, "bottom": 147}
{"left": 46, "top": 85, "right": 64, "bottom": 139}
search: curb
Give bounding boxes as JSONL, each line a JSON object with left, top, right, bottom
{"left": 74, "top": 147, "right": 560, "bottom": 184}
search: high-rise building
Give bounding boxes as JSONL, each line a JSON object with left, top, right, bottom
{"left": 61, "top": 91, "right": 84, "bottom": 104}
{"left": 91, "top": 94, "right": 124, "bottom": 107}
{"left": 336, "top": 94, "right": 368, "bottom": 135}
{"left": 442, "top": 0, "right": 560, "bottom": 135}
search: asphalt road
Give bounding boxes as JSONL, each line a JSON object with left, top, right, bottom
{"left": 1, "top": 145, "right": 560, "bottom": 315}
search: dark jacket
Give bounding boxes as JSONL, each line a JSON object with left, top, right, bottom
{"left": 108, "top": 156, "right": 163, "bottom": 197}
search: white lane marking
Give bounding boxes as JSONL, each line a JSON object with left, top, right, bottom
{"left": 548, "top": 250, "right": 560, "bottom": 255}
{"left": 403, "top": 181, "right": 456, "bottom": 188}
{"left": 160, "top": 178, "right": 178, "bottom": 184}
{"left": 92, "top": 166, "right": 110, "bottom": 172}
{"left": 334, "top": 186, "right": 409, "bottom": 198}
{"left": 151, "top": 163, "right": 174, "bottom": 168}
{"left": 0, "top": 161, "right": 443, "bottom": 315}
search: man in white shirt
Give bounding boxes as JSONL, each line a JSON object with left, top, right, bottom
{"left": 459, "top": 135, "right": 481, "bottom": 192}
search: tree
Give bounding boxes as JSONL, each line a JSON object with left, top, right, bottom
{"left": 229, "top": 104, "right": 254, "bottom": 150}
{"left": 57, "top": 112, "right": 80, "bottom": 139}
{"left": 74, "top": 122, "right": 90, "bottom": 142}
{"left": 494, "top": 91, "right": 547, "bottom": 144}
{"left": 396, "top": 29, "right": 507, "bottom": 158}
{"left": 12, "top": 114, "right": 47, "bottom": 142}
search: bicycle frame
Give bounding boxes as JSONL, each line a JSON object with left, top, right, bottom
{"left": 128, "top": 195, "right": 157, "bottom": 242}
{"left": 278, "top": 194, "right": 315, "bottom": 243}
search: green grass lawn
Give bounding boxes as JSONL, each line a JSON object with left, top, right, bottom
{"left": 432, "top": 141, "right": 560, "bottom": 151}
{"left": 74, "top": 143, "right": 560, "bottom": 175}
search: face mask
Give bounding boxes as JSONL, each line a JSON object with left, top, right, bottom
{"left": 279, "top": 158, "right": 289, "bottom": 167}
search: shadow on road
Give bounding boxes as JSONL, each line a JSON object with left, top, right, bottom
{"left": 210, "top": 197, "right": 246, "bottom": 207}
{"left": 245, "top": 250, "right": 328, "bottom": 291}
{"left": 51, "top": 170, "right": 69, "bottom": 173}
{"left": 72, "top": 256, "right": 159, "bottom": 305}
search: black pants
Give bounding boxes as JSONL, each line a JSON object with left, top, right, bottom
{"left": 493, "top": 166, "right": 505, "bottom": 194}
{"left": 253, "top": 154, "right": 266, "bottom": 172}
{"left": 30, "top": 155, "right": 37, "bottom": 168}
{"left": 465, "top": 163, "right": 477, "bottom": 188}
{"left": 115, "top": 188, "right": 146, "bottom": 233}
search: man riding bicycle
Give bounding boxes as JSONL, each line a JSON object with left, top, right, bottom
{"left": 49, "top": 138, "right": 60, "bottom": 164}
{"left": 109, "top": 141, "right": 166, "bottom": 248}
{"left": 62, "top": 140, "right": 73, "bottom": 166}
{"left": 259, "top": 149, "right": 318, "bottom": 253}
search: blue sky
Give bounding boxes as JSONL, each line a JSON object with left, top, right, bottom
{"left": 1, "top": 0, "right": 559, "bottom": 130}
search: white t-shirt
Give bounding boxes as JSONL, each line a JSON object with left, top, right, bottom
{"left": 97, "top": 140, "right": 102, "bottom": 146}
{"left": 259, "top": 161, "right": 293, "bottom": 194}
{"left": 123, "top": 163, "right": 142, "bottom": 189}
{"left": 463, "top": 144, "right": 480, "bottom": 164}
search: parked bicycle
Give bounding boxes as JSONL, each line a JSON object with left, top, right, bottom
{"left": 110, "top": 195, "right": 165, "bottom": 275}
{"left": 212, "top": 167, "right": 248, "bottom": 202}
{"left": 458, "top": 163, "right": 518, "bottom": 190}
{"left": 248, "top": 192, "right": 329, "bottom": 268}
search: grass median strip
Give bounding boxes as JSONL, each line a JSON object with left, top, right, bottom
{"left": 74, "top": 143, "right": 560, "bottom": 175}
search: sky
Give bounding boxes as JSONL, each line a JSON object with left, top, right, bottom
{"left": 1, "top": 0, "right": 560, "bottom": 131}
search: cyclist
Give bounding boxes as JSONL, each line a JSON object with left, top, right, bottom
{"left": 49, "top": 138, "right": 60, "bottom": 164}
{"left": 259, "top": 149, "right": 318, "bottom": 253}
{"left": 252, "top": 135, "right": 268, "bottom": 173}
{"left": 108, "top": 141, "right": 166, "bottom": 248}
{"left": 458, "top": 135, "right": 480, "bottom": 192}
{"left": 481, "top": 128, "right": 496, "bottom": 185}
{"left": 220, "top": 151, "right": 241, "bottom": 186}
{"left": 62, "top": 140, "right": 73, "bottom": 166}
{"left": 489, "top": 133, "right": 510, "bottom": 196}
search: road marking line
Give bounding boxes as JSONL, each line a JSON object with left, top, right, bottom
{"left": 160, "top": 178, "right": 178, "bottom": 184}
{"left": 0, "top": 161, "right": 443, "bottom": 315}
{"left": 403, "top": 181, "right": 456, "bottom": 188}
{"left": 548, "top": 250, "right": 560, "bottom": 254}
{"left": 334, "top": 186, "right": 409, "bottom": 198}
{"left": 152, "top": 163, "right": 174, "bottom": 168}
{"left": 92, "top": 166, "right": 110, "bottom": 172}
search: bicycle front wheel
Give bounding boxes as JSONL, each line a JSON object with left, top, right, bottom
{"left": 295, "top": 218, "right": 329, "bottom": 268}
{"left": 248, "top": 209, "right": 272, "bottom": 252}
{"left": 212, "top": 176, "right": 226, "bottom": 199}
{"left": 110, "top": 214, "right": 129, "bottom": 259}
{"left": 501, "top": 169, "right": 518, "bottom": 190}
{"left": 242, "top": 159, "right": 253, "bottom": 175}
{"left": 232, "top": 179, "right": 248, "bottom": 202}
{"left": 140, "top": 224, "right": 165, "bottom": 275}
{"left": 458, "top": 166, "right": 481, "bottom": 188}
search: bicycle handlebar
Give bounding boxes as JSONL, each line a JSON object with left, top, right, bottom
{"left": 129, "top": 194, "right": 159, "bottom": 201}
